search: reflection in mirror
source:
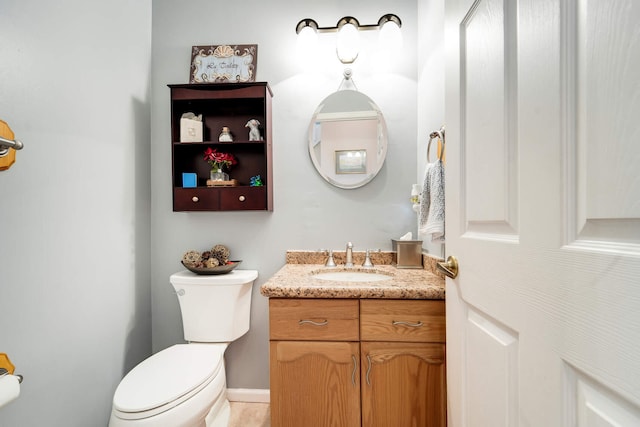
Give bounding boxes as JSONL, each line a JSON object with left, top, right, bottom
{"left": 308, "top": 89, "right": 387, "bottom": 189}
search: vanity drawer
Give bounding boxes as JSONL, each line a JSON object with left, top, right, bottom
{"left": 269, "top": 298, "right": 359, "bottom": 341}
{"left": 360, "top": 299, "right": 445, "bottom": 343}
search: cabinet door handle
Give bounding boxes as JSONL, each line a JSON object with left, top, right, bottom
{"left": 392, "top": 320, "right": 423, "bottom": 328}
{"left": 191, "top": 196, "right": 199, "bottom": 202}
{"left": 351, "top": 355, "right": 357, "bottom": 386}
{"left": 238, "top": 195, "right": 246, "bottom": 202}
{"left": 298, "top": 319, "right": 328, "bottom": 326}
{"left": 366, "top": 354, "right": 372, "bottom": 386}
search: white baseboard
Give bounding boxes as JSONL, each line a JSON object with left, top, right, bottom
{"left": 226, "top": 388, "right": 270, "bottom": 403}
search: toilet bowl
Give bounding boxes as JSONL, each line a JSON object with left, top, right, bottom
{"left": 109, "top": 344, "right": 228, "bottom": 427}
{"left": 109, "top": 269, "right": 258, "bottom": 427}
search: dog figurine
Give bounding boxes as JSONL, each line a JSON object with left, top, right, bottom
{"left": 245, "top": 119, "right": 262, "bottom": 141}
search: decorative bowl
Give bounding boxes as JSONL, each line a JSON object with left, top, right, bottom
{"left": 181, "top": 260, "right": 241, "bottom": 275}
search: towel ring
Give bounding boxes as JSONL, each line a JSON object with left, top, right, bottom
{"left": 427, "top": 126, "right": 445, "bottom": 162}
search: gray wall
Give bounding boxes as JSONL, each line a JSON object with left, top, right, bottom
{"left": 417, "top": 0, "right": 446, "bottom": 257}
{"left": 0, "top": 0, "right": 152, "bottom": 426}
{"left": 151, "top": 0, "right": 419, "bottom": 389}
{"left": 0, "top": 0, "right": 445, "bottom": 424}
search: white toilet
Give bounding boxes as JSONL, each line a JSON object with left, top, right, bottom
{"left": 109, "top": 269, "right": 258, "bottom": 427}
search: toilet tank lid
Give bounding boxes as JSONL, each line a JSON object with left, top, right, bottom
{"left": 113, "top": 343, "right": 226, "bottom": 413}
{"left": 170, "top": 269, "right": 258, "bottom": 286}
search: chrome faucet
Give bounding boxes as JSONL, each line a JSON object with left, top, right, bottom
{"left": 345, "top": 242, "right": 354, "bottom": 267}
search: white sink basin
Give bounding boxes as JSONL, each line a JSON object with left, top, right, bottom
{"left": 311, "top": 270, "right": 393, "bottom": 282}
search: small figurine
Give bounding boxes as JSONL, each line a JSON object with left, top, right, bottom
{"left": 250, "top": 175, "right": 263, "bottom": 187}
{"left": 245, "top": 119, "right": 262, "bottom": 141}
{"left": 218, "top": 127, "right": 233, "bottom": 142}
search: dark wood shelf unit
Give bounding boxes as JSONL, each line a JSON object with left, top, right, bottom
{"left": 168, "top": 82, "right": 273, "bottom": 212}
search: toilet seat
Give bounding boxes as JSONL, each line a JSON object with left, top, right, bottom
{"left": 112, "top": 343, "right": 226, "bottom": 420}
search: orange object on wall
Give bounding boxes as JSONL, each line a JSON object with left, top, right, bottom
{"left": 0, "top": 353, "right": 15, "bottom": 374}
{"left": 437, "top": 139, "right": 446, "bottom": 164}
{"left": 0, "top": 120, "right": 17, "bottom": 171}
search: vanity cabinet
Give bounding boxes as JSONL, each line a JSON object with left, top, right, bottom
{"left": 269, "top": 299, "right": 361, "bottom": 427}
{"left": 360, "top": 300, "right": 446, "bottom": 427}
{"left": 168, "top": 82, "right": 273, "bottom": 212}
{"left": 269, "top": 298, "right": 446, "bottom": 427}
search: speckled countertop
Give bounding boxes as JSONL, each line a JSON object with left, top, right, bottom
{"left": 260, "top": 251, "right": 445, "bottom": 300}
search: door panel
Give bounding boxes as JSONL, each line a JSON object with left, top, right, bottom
{"left": 462, "top": 0, "right": 519, "bottom": 238}
{"left": 569, "top": 366, "right": 640, "bottom": 427}
{"left": 465, "top": 308, "right": 518, "bottom": 427}
{"left": 270, "top": 341, "right": 360, "bottom": 427}
{"left": 570, "top": 0, "right": 640, "bottom": 248}
{"left": 361, "top": 342, "right": 446, "bottom": 427}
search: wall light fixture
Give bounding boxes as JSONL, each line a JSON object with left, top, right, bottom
{"left": 295, "top": 14, "right": 402, "bottom": 64}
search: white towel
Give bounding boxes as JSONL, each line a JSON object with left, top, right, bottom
{"left": 418, "top": 159, "right": 445, "bottom": 242}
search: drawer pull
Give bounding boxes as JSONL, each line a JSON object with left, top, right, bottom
{"left": 299, "top": 319, "right": 328, "bottom": 326}
{"left": 238, "top": 195, "right": 246, "bottom": 202}
{"left": 351, "top": 355, "right": 357, "bottom": 386}
{"left": 366, "top": 354, "right": 372, "bottom": 386}
{"left": 191, "top": 196, "right": 199, "bottom": 202}
{"left": 392, "top": 320, "right": 423, "bottom": 328}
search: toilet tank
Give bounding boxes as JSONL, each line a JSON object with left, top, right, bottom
{"left": 169, "top": 270, "right": 258, "bottom": 342}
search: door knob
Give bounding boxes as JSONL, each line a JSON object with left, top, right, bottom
{"left": 436, "top": 255, "right": 458, "bottom": 279}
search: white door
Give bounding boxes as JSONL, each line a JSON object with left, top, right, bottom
{"left": 444, "top": 0, "right": 640, "bottom": 426}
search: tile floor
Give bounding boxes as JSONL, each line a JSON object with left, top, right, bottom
{"left": 228, "top": 401, "right": 271, "bottom": 427}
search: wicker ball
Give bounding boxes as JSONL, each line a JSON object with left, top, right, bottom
{"left": 204, "top": 257, "right": 220, "bottom": 268}
{"left": 211, "top": 244, "right": 230, "bottom": 264}
{"left": 182, "top": 250, "right": 202, "bottom": 266}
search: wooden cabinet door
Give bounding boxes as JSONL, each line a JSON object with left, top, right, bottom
{"left": 361, "top": 342, "right": 446, "bottom": 427}
{"left": 270, "top": 341, "right": 361, "bottom": 427}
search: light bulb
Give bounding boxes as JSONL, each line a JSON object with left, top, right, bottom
{"left": 336, "top": 23, "right": 360, "bottom": 64}
{"left": 379, "top": 20, "right": 402, "bottom": 51}
{"left": 297, "top": 25, "right": 318, "bottom": 49}
{"left": 296, "top": 24, "right": 319, "bottom": 66}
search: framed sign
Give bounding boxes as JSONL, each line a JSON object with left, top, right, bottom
{"left": 190, "top": 45, "right": 257, "bottom": 84}
{"left": 335, "top": 149, "right": 367, "bottom": 174}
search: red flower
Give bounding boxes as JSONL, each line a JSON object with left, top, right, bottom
{"left": 203, "top": 148, "right": 237, "bottom": 170}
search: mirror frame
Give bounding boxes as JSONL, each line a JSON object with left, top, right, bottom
{"left": 307, "top": 90, "right": 388, "bottom": 189}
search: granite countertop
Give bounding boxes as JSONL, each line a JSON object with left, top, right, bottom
{"left": 260, "top": 262, "right": 445, "bottom": 300}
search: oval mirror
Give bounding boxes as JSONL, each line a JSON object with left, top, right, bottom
{"left": 308, "top": 90, "right": 388, "bottom": 189}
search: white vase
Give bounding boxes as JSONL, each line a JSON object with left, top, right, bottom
{"left": 210, "top": 169, "right": 229, "bottom": 181}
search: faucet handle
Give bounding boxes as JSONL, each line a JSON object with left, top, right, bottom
{"left": 362, "top": 249, "right": 374, "bottom": 268}
{"left": 325, "top": 250, "right": 337, "bottom": 267}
